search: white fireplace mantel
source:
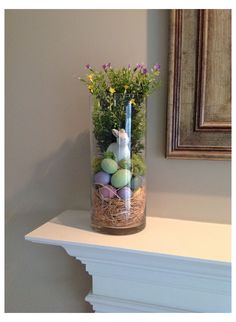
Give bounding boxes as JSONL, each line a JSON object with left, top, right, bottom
{"left": 25, "top": 210, "right": 231, "bottom": 313}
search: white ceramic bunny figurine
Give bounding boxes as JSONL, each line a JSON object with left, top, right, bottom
{"left": 107, "top": 129, "right": 131, "bottom": 162}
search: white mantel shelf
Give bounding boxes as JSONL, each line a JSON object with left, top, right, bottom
{"left": 25, "top": 210, "right": 231, "bottom": 313}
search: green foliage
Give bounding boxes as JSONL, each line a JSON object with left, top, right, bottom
{"left": 92, "top": 100, "right": 118, "bottom": 152}
{"left": 131, "top": 153, "right": 146, "bottom": 176}
{"left": 80, "top": 63, "right": 161, "bottom": 153}
{"left": 131, "top": 102, "right": 146, "bottom": 153}
{"left": 92, "top": 95, "right": 146, "bottom": 153}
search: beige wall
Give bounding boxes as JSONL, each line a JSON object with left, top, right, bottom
{"left": 5, "top": 9, "right": 231, "bottom": 312}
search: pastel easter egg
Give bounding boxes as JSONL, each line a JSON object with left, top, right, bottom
{"left": 118, "top": 186, "right": 132, "bottom": 200}
{"left": 94, "top": 171, "right": 110, "bottom": 185}
{"left": 119, "top": 158, "right": 131, "bottom": 169}
{"left": 101, "top": 158, "right": 118, "bottom": 174}
{"left": 99, "top": 185, "right": 116, "bottom": 199}
{"left": 131, "top": 176, "right": 143, "bottom": 191}
{"left": 111, "top": 169, "right": 132, "bottom": 188}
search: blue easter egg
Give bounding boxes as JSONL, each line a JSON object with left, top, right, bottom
{"left": 94, "top": 171, "right": 110, "bottom": 185}
{"left": 131, "top": 176, "right": 143, "bottom": 191}
{"left": 118, "top": 186, "right": 132, "bottom": 200}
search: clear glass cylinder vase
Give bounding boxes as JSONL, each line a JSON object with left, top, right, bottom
{"left": 90, "top": 93, "right": 146, "bottom": 235}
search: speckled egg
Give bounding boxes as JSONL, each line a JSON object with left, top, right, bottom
{"left": 101, "top": 158, "right": 118, "bottom": 174}
{"left": 119, "top": 158, "right": 131, "bottom": 169}
{"left": 94, "top": 171, "right": 110, "bottom": 185}
{"left": 118, "top": 186, "right": 132, "bottom": 200}
{"left": 131, "top": 176, "right": 143, "bottom": 191}
{"left": 111, "top": 169, "right": 132, "bottom": 188}
{"left": 99, "top": 185, "right": 116, "bottom": 199}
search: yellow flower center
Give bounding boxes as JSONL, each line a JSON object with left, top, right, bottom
{"left": 88, "top": 85, "right": 93, "bottom": 93}
{"left": 109, "top": 87, "right": 116, "bottom": 94}
{"left": 87, "top": 74, "right": 93, "bottom": 81}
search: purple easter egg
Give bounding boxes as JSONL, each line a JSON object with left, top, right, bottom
{"left": 99, "top": 185, "right": 116, "bottom": 199}
{"left": 94, "top": 171, "right": 110, "bottom": 185}
{"left": 118, "top": 186, "right": 132, "bottom": 200}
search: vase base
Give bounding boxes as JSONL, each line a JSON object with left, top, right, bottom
{"left": 91, "top": 221, "right": 146, "bottom": 235}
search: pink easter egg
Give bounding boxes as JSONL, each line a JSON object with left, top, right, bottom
{"left": 99, "top": 185, "right": 116, "bottom": 199}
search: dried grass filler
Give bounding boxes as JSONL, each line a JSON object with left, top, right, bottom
{"left": 92, "top": 186, "right": 146, "bottom": 228}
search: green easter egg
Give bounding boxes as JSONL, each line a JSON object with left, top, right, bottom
{"left": 131, "top": 176, "right": 143, "bottom": 191}
{"left": 101, "top": 158, "right": 118, "bottom": 174}
{"left": 119, "top": 158, "right": 131, "bottom": 169}
{"left": 111, "top": 169, "right": 132, "bottom": 188}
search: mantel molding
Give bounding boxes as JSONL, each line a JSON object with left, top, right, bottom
{"left": 25, "top": 210, "right": 231, "bottom": 313}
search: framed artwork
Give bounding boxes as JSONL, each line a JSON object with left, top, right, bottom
{"left": 166, "top": 9, "right": 231, "bottom": 160}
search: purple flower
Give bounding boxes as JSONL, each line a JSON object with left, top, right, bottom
{"left": 102, "top": 63, "right": 112, "bottom": 71}
{"left": 154, "top": 63, "right": 161, "bottom": 71}
{"left": 128, "top": 64, "right": 131, "bottom": 69}
{"left": 142, "top": 67, "right": 148, "bottom": 75}
{"left": 136, "top": 63, "right": 144, "bottom": 70}
{"left": 85, "top": 64, "right": 91, "bottom": 69}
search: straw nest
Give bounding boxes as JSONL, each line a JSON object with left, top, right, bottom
{"left": 92, "top": 186, "right": 146, "bottom": 228}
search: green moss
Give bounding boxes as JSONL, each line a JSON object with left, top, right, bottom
{"left": 131, "top": 153, "right": 146, "bottom": 176}
{"left": 119, "top": 158, "right": 132, "bottom": 169}
{"left": 103, "top": 151, "right": 115, "bottom": 160}
{"left": 92, "top": 157, "right": 102, "bottom": 173}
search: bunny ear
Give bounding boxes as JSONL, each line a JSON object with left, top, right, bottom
{"left": 112, "top": 129, "right": 119, "bottom": 137}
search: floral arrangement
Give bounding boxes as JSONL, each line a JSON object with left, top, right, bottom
{"left": 79, "top": 63, "right": 161, "bottom": 231}
{"left": 79, "top": 62, "right": 161, "bottom": 103}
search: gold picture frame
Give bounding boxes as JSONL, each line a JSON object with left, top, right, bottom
{"left": 166, "top": 9, "right": 231, "bottom": 160}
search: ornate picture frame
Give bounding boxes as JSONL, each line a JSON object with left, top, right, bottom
{"left": 166, "top": 9, "right": 231, "bottom": 160}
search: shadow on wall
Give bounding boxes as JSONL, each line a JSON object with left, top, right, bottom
{"left": 5, "top": 131, "right": 93, "bottom": 312}
{"left": 6, "top": 131, "right": 91, "bottom": 225}
{"left": 146, "top": 9, "right": 169, "bottom": 159}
